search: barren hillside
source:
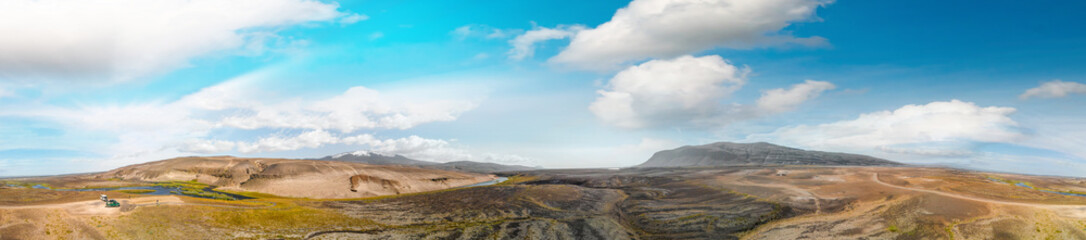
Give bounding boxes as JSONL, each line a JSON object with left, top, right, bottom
{"left": 97, "top": 156, "right": 496, "bottom": 199}
{"left": 638, "top": 142, "right": 901, "bottom": 168}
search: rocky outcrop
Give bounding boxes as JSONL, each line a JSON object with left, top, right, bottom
{"left": 638, "top": 142, "right": 901, "bottom": 168}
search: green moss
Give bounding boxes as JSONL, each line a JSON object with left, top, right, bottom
{"left": 888, "top": 225, "right": 899, "bottom": 232}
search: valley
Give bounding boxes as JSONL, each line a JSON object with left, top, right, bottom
{"left": 5, "top": 164, "right": 1086, "bottom": 239}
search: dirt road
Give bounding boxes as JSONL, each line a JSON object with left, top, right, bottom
{"left": 872, "top": 173, "right": 1086, "bottom": 218}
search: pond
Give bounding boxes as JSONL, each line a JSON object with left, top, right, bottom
{"left": 456, "top": 177, "right": 508, "bottom": 188}
{"left": 1039, "top": 189, "right": 1086, "bottom": 197}
{"left": 989, "top": 177, "right": 1086, "bottom": 198}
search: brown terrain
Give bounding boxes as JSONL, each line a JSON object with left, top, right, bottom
{"left": 97, "top": 156, "right": 496, "bottom": 199}
{"left": 4, "top": 146, "right": 1086, "bottom": 239}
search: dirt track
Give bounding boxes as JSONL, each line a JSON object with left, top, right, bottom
{"left": 872, "top": 173, "right": 1086, "bottom": 218}
{"left": 0, "top": 196, "right": 279, "bottom": 216}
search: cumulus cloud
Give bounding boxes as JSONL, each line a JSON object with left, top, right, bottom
{"left": 590, "top": 55, "right": 832, "bottom": 129}
{"left": 213, "top": 86, "right": 477, "bottom": 132}
{"left": 549, "top": 0, "right": 831, "bottom": 70}
{"left": 2, "top": 69, "right": 481, "bottom": 168}
{"left": 190, "top": 132, "right": 534, "bottom": 165}
{"left": 1020, "top": 80, "right": 1086, "bottom": 99}
{"left": 757, "top": 80, "right": 835, "bottom": 114}
{"left": 751, "top": 100, "right": 1024, "bottom": 156}
{"left": 181, "top": 140, "right": 237, "bottom": 154}
{"left": 0, "top": 0, "right": 351, "bottom": 83}
{"left": 236, "top": 130, "right": 340, "bottom": 153}
{"left": 507, "top": 25, "right": 586, "bottom": 60}
{"left": 590, "top": 55, "right": 749, "bottom": 128}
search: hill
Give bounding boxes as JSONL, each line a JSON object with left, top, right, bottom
{"left": 97, "top": 156, "right": 496, "bottom": 199}
{"left": 321, "top": 151, "right": 538, "bottom": 173}
{"left": 637, "top": 142, "right": 901, "bottom": 168}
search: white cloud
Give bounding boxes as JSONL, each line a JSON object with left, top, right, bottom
{"left": 368, "top": 32, "right": 385, "bottom": 40}
{"left": 756, "top": 80, "right": 835, "bottom": 114}
{"left": 507, "top": 25, "right": 585, "bottom": 60}
{"left": 590, "top": 55, "right": 749, "bottom": 128}
{"left": 236, "top": 130, "right": 340, "bottom": 153}
{"left": 2, "top": 69, "right": 482, "bottom": 168}
{"left": 590, "top": 55, "right": 834, "bottom": 129}
{"left": 452, "top": 24, "right": 513, "bottom": 40}
{"left": 750, "top": 100, "right": 1023, "bottom": 156}
{"left": 181, "top": 140, "right": 237, "bottom": 154}
{"left": 0, "top": 0, "right": 348, "bottom": 83}
{"left": 550, "top": 0, "right": 831, "bottom": 70}
{"left": 216, "top": 86, "right": 477, "bottom": 132}
{"left": 1020, "top": 80, "right": 1086, "bottom": 99}
{"left": 194, "top": 132, "right": 534, "bottom": 165}
{"left": 345, "top": 135, "right": 533, "bottom": 165}
{"left": 339, "top": 13, "right": 369, "bottom": 25}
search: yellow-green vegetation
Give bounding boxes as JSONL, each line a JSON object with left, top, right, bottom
{"left": 0, "top": 180, "right": 49, "bottom": 189}
{"left": 115, "top": 189, "right": 155, "bottom": 194}
{"left": 104, "top": 201, "right": 379, "bottom": 239}
{"left": 177, "top": 188, "right": 234, "bottom": 200}
{"left": 945, "top": 225, "right": 955, "bottom": 240}
{"left": 153, "top": 180, "right": 236, "bottom": 200}
{"left": 152, "top": 180, "right": 209, "bottom": 189}
{"left": 987, "top": 175, "right": 1086, "bottom": 197}
{"left": 887, "top": 225, "right": 898, "bottom": 232}
{"left": 496, "top": 175, "right": 538, "bottom": 186}
{"left": 180, "top": 196, "right": 276, "bottom": 207}
{"left": 217, "top": 189, "right": 291, "bottom": 199}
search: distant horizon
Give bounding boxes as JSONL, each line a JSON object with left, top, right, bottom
{"left": 7, "top": 141, "right": 1086, "bottom": 180}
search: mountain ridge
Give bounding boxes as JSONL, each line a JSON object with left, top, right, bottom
{"left": 637, "top": 141, "right": 901, "bottom": 168}
{"left": 319, "top": 151, "right": 539, "bottom": 173}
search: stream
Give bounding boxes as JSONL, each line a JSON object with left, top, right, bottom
{"left": 27, "top": 184, "right": 252, "bottom": 200}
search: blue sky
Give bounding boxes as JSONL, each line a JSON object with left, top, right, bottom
{"left": 1, "top": 0, "right": 1085, "bottom": 177}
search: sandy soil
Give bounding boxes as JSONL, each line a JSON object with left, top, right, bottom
{"left": 0, "top": 196, "right": 183, "bottom": 216}
{"left": 873, "top": 173, "right": 1086, "bottom": 219}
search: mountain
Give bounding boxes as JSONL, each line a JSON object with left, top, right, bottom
{"left": 320, "top": 151, "right": 539, "bottom": 173}
{"left": 97, "top": 156, "right": 495, "bottom": 199}
{"left": 637, "top": 142, "right": 901, "bottom": 168}
{"left": 320, "top": 151, "right": 438, "bottom": 166}
{"left": 425, "top": 161, "right": 538, "bottom": 173}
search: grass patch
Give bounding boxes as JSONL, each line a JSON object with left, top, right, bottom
{"left": 496, "top": 175, "right": 538, "bottom": 186}
{"left": 888, "top": 225, "right": 899, "bottom": 232}
{"left": 115, "top": 189, "right": 155, "bottom": 194}
{"left": 154, "top": 180, "right": 237, "bottom": 200}
{"left": 153, "top": 180, "right": 210, "bottom": 189}
{"left": 215, "top": 189, "right": 291, "bottom": 199}
{"left": 106, "top": 201, "right": 379, "bottom": 239}
{"left": 0, "top": 180, "right": 50, "bottom": 189}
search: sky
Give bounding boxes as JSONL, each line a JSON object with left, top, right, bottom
{"left": 1, "top": 0, "right": 1085, "bottom": 177}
